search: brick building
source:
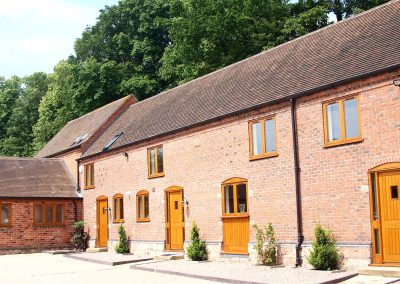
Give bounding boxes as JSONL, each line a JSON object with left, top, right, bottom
{"left": 0, "top": 158, "right": 82, "bottom": 254}
{"left": 36, "top": 1, "right": 400, "bottom": 268}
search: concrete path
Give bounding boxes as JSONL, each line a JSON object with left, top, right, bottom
{"left": 341, "top": 275, "right": 400, "bottom": 284}
{"left": 64, "top": 251, "right": 152, "bottom": 265}
{"left": 0, "top": 253, "right": 212, "bottom": 284}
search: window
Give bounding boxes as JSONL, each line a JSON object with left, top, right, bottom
{"left": 137, "top": 190, "right": 150, "bottom": 222}
{"left": 249, "top": 116, "right": 277, "bottom": 160}
{"left": 323, "top": 96, "right": 362, "bottom": 147}
{"left": 84, "top": 163, "right": 95, "bottom": 189}
{"left": 222, "top": 178, "right": 248, "bottom": 216}
{"left": 103, "top": 132, "right": 123, "bottom": 151}
{"left": 113, "top": 194, "right": 124, "bottom": 223}
{"left": 34, "top": 204, "right": 64, "bottom": 226}
{"left": 0, "top": 203, "right": 11, "bottom": 226}
{"left": 147, "top": 146, "right": 164, "bottom": 178}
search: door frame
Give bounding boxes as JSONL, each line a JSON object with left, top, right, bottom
{"left": 369, "top": 162, "right": 400, "bottom": 265}
{"left": 96, "top": 195, "right": 109, "bottom": 248}
{"left": 165, "top": 186, "right": 184, "bottom": 251}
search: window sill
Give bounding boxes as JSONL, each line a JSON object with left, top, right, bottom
{"left": 249, "top": 152, "right": 279, "bottom": 161}
{"left": 113, "top": 219, "right": 125, "bottom": 224}
{"left": 0, "top": 224, "right": 11, "bottom": 227}
{"left": 33, "top": 224, "right": 65, "bottom": 227}
{"left": 148, "top": 173, "right": 165, "bottom": 179}
{"left": 137, "top": 219, "right": 151, "bottom": 223}
{"left": 221, "top": 214, "right": 249, "bottom": 219}
{"left": 84, "top": 186, "right": 95, "bottom": 190}
{"left": 323, "top": 137, "right": 364, "bottom": 148}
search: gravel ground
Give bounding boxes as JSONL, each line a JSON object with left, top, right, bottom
{"left": 133, "top": 259, "right": 357, "bottom": 284}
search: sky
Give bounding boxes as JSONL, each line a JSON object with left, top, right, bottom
{"left": 0, "top": 0, "right": 119, "bottom": 79}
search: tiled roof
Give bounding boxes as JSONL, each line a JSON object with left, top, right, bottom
{"left": 36, "top": 96, "right": 134, "bottom": 158}
{"left": 82, "top": 1, "right": 400, "bottom": 158}
{"left": 0, "top": 158, "right": 80, "bottom": 198}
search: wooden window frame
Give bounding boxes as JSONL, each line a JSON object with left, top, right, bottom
{"left": 33, "top": 203, "right": 65, "bottom": 226}
{"left": 136, "top": 190, "right": 150, "bottom": 222}
{"left": 84, "top": 163, "right": 95, "bottom": 190}
{"left": 221, "top": 178, "right": 249, "bottom": 218}
{"left": 322, "top": 95, "right": 363, "bottom": 148}
{"left": 147, "top": 145, "right": 165, "bottom": 179}
{"left": 0, "top": 203, "right": 12, "bottom": 226}
{"left": 248, "top": 116, "right": 278, "bottom": 161}
{"left": 112, "top": 194, "right": 124, "bottom": 223}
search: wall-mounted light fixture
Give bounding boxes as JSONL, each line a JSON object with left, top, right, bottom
{"left": 394, "top": 79, "right": 400, "bottom": 87}
{"left": 122, "top": 152, "right": 129, "bottom": 159}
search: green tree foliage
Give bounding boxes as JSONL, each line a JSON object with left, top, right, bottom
{"left": 308, "top": 224, "right": 340, "bottom": 270}
{"left": 71, "top": 221, "right": 89, "bottom": 251}
{"left": 328, "top": 0, "right": 389, "bottom": 21}
{"left": 253, "top": 223, "right": 277, "bottom": 265}
{"left": 186, "top": 222, "right": 208, "bottom": 261}
{"left": 1, "top": 73, "right": 49, "bottom": 157}
{"left": 115, "top": 223, "right": 130, "bottom": 253}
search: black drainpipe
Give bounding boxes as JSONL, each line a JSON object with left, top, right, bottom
{"left": 77, "top": 159, "right": 81, "bottom": 193}
{"left": 291, "top": 98, "right": 304, "bottom": 267}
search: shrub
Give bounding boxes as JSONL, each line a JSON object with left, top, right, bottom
{"left": 71, "top": 221, "right": 89, "bottom": 251}
{"left": 115, "top": 223, "right": 130, "bottom": 254}
{"left": 308, "top": 224, "right": 340, "bottom": 270}
{"left": 253, "top": 223, "right": 276, "bottom": 265}
{"left": 186, "top": 222, "right": 208, "bottom": 261}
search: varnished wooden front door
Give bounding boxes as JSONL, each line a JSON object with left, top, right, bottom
{"left": 97, "top": 197, "right": 108, "bottom": 247}
{"left": 166, "top": 188, "right": 184, "bottom": 250}
{"left": 379, "top": 171, "right": 400, "bottom": 263}
{"left": 222, "top": 178, "right": 249, "bottom": 254}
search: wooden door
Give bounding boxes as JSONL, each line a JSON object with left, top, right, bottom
{"left": 97, "top": 197, "right": 108, "bottom": 247}
{"left": 379, "top": 171, "right": 400, "bottom": 262}
{"left": 166, "top": 188, "right": 184, "bottom": 250}
{"left": 222, "top": 178, "right": 249, "bottom": 254}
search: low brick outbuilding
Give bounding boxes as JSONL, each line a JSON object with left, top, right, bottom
{"left": 0, "top": 158, "right": 82, "bottom": 254}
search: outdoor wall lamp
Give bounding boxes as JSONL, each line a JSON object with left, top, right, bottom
{"left": 182, "top": 197, "right": 189, "bottom": 206}
{"left": 393, "top": 79, "right": 400, "bottom": 87}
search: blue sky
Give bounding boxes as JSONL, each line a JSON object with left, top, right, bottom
{"left": 0, "top": 0, "right": 119, "bottom": 78}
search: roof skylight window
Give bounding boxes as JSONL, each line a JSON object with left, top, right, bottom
{"left": 103, "top": 132, "right": 123, "bottom": 151}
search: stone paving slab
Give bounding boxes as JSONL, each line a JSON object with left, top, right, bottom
{"left": 64, "top": 252, "right": 152, "bottom": 266}
{"left": 131, "top": 259, "right": 358, "bottom": 284}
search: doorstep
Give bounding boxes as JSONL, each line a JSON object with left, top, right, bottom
{"left": 64, "top": 252, "right": 152, "bottom": 266}
{"left": 359, "top": 266, "right": 400, "bottom": 277}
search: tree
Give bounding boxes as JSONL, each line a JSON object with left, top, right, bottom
{"left": 328, "top": 0, "right": 389, "bottom": 21}
{"left": 308, "top": 224, "right": 340, "bottom": 270}
{"left": 1, "top": 72, "right": 49, "bottom": 157}
{"left": 186, "top": 222, "right": 208, "bottom": 261}
{"left": 115, "top": 223, "right": 130, "bottom": 253}
{"left": 253, "top": 223, "right": 277, "bottom": 265}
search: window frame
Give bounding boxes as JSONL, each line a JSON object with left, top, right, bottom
{"left": 221, "top": 178, "right": 249, "bottom": 218}
{"left": 33, "top": 203, "right": 65, "bottom": 226}
{"left": 84, "top": 163, "right": 95, "bottom": 190}
{"left": 136, "top": 190, "right": 150, "bottom": 222}
{"left": 147, "top": 145, "right": 165, "bottom": 178}
{"left": 112, "top": 194, "right": 124, "bottom": 223}
{"left": 248, "top": 116, "right": 278, "bottom": 160}
{"left": 322, "top": 95, "right": 363, "bottom": 147}
{"left": 0, "top": 203, "right": 12, "bottom": 226}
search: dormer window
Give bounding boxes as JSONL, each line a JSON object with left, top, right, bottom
{"left": 103, "top": 132, "right": 123, "bottom": 151}
{"left": 71, "top": 133, "right": 88, "bottom": 146}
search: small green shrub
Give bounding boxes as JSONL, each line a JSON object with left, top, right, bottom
{"left": 253, "top": 223, "right": 276, "bottom": 265}
{"left": 115, "top": 223, "right": 130, "bottom": 254}
{"left": 186, "top": 222, "right": 208, "bottom": 261}
{"left": 71, "top": 221, "right": 89, "bottom": 251}
{"left": 308, "top": 224, "right": 340, "bottom": 270}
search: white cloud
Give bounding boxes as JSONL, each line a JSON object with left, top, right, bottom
{"left": 0, "top": 0, "right": 117, "bottom": 78}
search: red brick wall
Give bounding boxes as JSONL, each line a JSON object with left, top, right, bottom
{"left": 80, "top": 68, "right": 400, "bottom": 265}
{"left": 0, "top": 199, "right": 83, "bottom": 254}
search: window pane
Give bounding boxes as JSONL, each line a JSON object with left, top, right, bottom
{"left": 150, "top": 149, "right": 156, "bottom": 175}
{"left": 34, "top": 206, "right": 43, "bottom": 224}
{"left": 114, "top": 199, "right": 118, "bottom": 220}
{"left": 265, "top": 119, "right": 276, "bottom": 152}
{"left": 85, "top": 166, "right": 89, "bottom": 186}
{"left": 371, "top": 174, "right": 378, "bottom": 220}
{"left": 326, "top": 103, "right": 341, "bottom": 141}
{"left": 56, "top": 205, "right": 63, "bottom": 224}
{"left": 237, "top": 184, "right": 247, "bottom": 213}
{"left": 224, "top": 185, "right": 234, "bottom": 214}
{"left": 119, "top": 199, "right": 124, "bottom": 220}
{"left": 344, "top": 98, "right": 359, "bottom": 138}
{"left": 157, "top": 147, "right": 163, "bottom": 173}
{"left": 1, "top": 205, "right": 10, "bottom": 225}
{"left": 90, "top": 165, "right": 94, "bottom": 186}
{"left": 144, "top": 195, "right": 149, "bottom": 219}
{"left": 251, "top": 122, "right": 262, "bottom": 155}
{"left": 45, "top": 206, "right": 53, "bottom": 224}
{"left": 138, "top": 196, "right": 143, "bottom": 218}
